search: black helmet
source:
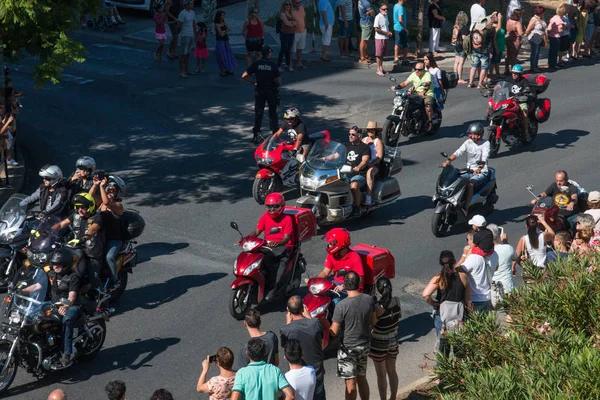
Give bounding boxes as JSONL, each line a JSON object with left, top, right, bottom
{"left": 50, "top": 249, "right": 72, "bottom": 266}
{"left": 467, "top": 122, "right": 485, "bottom": 137}
{"left": 261, "top": 45, "right": 273, "bottom": 58}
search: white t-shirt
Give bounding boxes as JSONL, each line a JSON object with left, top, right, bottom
{"left": 428, "top": 67, "right": 442, "bottom": 89}
{"left": 374, "top": 13, "right": 390, "bottom": 40}
{"left": 493, "top": 244, "right": 517, "bottom": 292}
{"left": 470, "top": 3, "right": 486, "bottom": 30}
{"left": 524, "top": 232, "right": 546, "bottom": 268}
{"left": 285, "top": 366, "right": 316, "bottom": 400}
{"left": 178, "top": 9, "right": 196, "bottom": 37}
{"left": 585, "top": 209, "right": 600, "bottom": 230}
{"left": 461, "top": 253, "right": 493, "bottom": 302}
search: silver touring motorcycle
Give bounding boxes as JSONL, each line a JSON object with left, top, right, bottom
{"left": 295, "top": 138, "right": 403, "bottom": 226}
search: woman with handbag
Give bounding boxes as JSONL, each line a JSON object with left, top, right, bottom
{"left": 525, "top": 6, "right": 547, "bottom": 72}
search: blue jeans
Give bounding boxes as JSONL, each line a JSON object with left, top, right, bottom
{"left": 529, "top": 40, "right": 541, "bottom": 70}
{"left": 548, "top": 37, "right": 560, "bottom": 68}
{"left": 331, "top": 280, "right": 347, "bottom": 305}
{"left": 106, "top": 240, "right": 122, "bottom": 280}
{"left": 313, "top": 376, "right": 326, "bottom": 400}
{"left": 278, "top": 33, "right": 294, "bottom": 67}
{"left": 62, "top": 306, "right": 82, "bottom": 355}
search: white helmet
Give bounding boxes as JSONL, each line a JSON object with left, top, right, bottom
{"left": 106, "top": 175, "right": 126, "bottom": 199}
{"left": 76, "top": 156, "right": 96, "bottom": 175}
{"left": 39, "top": 165, "right": 63, "bottom": 187}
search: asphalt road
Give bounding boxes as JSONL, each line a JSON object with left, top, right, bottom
{"left": 4, "top": 27, "right": 600, "bottom": 399}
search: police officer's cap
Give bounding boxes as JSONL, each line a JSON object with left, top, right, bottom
{"left": 261, "top": 45, "right": 273, "bottom": 57}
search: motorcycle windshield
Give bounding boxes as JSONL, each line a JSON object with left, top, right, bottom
{"left": 262, "top": 135, "right": 288, "bottom": 152}
{"left": 306, "top": 140, "right": 346, "bottom": 170}
{"left": 0, "top": 194, "right": 28, "bottom": 233}
{"left": 438, "top": 165, "right": 460, "bottom": 187}
{"left": 492, "top": 81, "right": 514, "bottom": 104}
{"left": 13, "top": 267, "right": 48, "bottom": 324}
{"left": 29, "top": 215, "right": 62, "bottom": 253}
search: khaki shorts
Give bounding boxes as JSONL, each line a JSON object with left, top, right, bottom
{"left": 360, "top": 24, "right": 373, "bottom": 41}
{"left": 423, "top": 95, "right": 435, "bottom": 106}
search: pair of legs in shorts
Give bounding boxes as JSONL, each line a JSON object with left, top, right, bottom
{"left": 350, "top": 175, "right": 366, "bottom": 215}
{"left": 179, "top": 35, "right": 194, "bottom": 78}
{"left": 369, "top": 330, "right": 399, "bottom": 400}
{"left": 359, "top": 24, "right": 373, "bottom": 62}
{"left": 454, "top": 48, "right": 468, "bottom": 83}
{"left": 375, "top": 38, "right": 389, "bottom": 75}
{"left": 338, "top": 19, "right": 353, "bottom": 57}
{"left": 292, "top": 30, "right": 307, "bottom": 67}
{"left": 468, "top": 51, "right": 489, "bottom": 88}
{"left": 460, "top": 171, "right": 489, "bottom": 212}
{"left": 337, "top": 344, "right": 370, "bottom": 400}
{"left": 394, "top": 30, "right": 409, "bottom": 64}
{"left": 321, "top": 24, "right": 333, "bottom": 61}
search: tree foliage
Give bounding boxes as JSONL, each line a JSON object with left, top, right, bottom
{"left": 435, "top": 253, "right": 600, "bottom": 399}
{"left": 0, "top": 0, "right": 100, "bottom": 87}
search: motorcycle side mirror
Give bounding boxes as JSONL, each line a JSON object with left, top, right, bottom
{"left": 440, "top": 152, "right": 449, "bottom": 158}
{"left": 389, "top": 76, "right": 397, "bottom": 82}
{"left": 230, "top": 222, "right": 243, "bottom": 238}
{"left": 525, "top": 185, "right": 534, "bottom": 192}
{"left": 337, "top": 269, "right": 347, "bottom": 278}
{"left": 340, "top": 165, "right": 352, "bottom": 174}
{"left": 269, "top": 227, "right": 281, "bottom": 234}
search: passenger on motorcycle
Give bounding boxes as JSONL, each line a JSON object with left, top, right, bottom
{"left": 530, "top": 170, "right": 578, "bottom": 222}
{"left": 52, "top": 193, "right": 105, "bottom": 291}
{"left": 273, "top": 107, "right": 310, "bottom": 155}
{"left": 90, "top": 175, "right": 125, "bottom": 285}
{"left": 442, "top": 123, "right": 490, "bottom": 215}
{"left": 307, "top": 228, "right": 365, "bottom": 299}
{"left": 20, "top": 165, "right": 68, "bottom": 216}
{"left": 66, "top": 156, "right": 96, "bottom": 200}
{"left": 506, "top": 64, "right": 532, "bottom": 143}
{"left": 361, "top": 121, "right": 385, "bottom": 206}
{"left": 244, "top": 192, "right": 295, "bottom": 301}
{"left": 391, "top": 62, "right": 435, "bottom": 132}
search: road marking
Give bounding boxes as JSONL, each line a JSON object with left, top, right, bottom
{"left": 60, "top": 73, "right": 94, "bottom": 85}
{"left": 93, "top": 43, "right": 147, "bottom": 53}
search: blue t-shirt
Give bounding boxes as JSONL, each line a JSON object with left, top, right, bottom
{"left": 393, "top": 4, "right": 407, "bottom": 31}
{"left": 319, "top": 0, "right": 335, "bottom": 27}
{"left": 358, "top": 0, "right": 374, "bottom": 25}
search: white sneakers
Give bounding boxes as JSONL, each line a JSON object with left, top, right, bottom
{"left": 7, "top": 159, "right": 18, "bottom": 166}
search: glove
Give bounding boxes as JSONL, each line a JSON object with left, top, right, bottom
{"left": 67, "top": 239, "right": 81, "bottom": 246}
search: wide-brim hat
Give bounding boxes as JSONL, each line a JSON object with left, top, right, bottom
{"left": 365, "top": 121, "right": 382, "bottom": 132}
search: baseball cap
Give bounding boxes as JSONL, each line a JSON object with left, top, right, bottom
{"left": 468, "top": 215, "right": 486, "bottom": 227}
{"left": 588, "top": 191, "right": 600, "bottom": 203}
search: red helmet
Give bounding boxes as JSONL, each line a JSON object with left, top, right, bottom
{"left": 265, "top": 192, "right": 285, "bottom": 218}
{"left": 324, "top": 228, "right": 351, "bottom": 255}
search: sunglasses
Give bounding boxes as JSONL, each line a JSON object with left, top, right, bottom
{"left": 43, "top": 177, "right": 52, "bottom": 181}
{"left": 266, "top": 204, "right": 282, "bottom": 210}
{"left": 381, "top": 7, "right": 388, "bottom": 10}
{"left": 415, "top": 68, "right": 424, "bottom": 71}
{"left": 349, "top": 132, "right": 358, "bottom": 137}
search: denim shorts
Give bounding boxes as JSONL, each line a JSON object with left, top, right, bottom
{"left": 338, "top": 19, "right": 353, "bottom": 38}
{"left": 350, "top": 175, "right": 366, "bottom": 187}
{"left": 461, "top": 172, "right": 488, "bottom": 189}
{"left": 471, "top": 51, "right": 490, "bottom": 70}
{"left": 455, "top": 47, "right": 467, "bottom": 58}
{"left": 395, "top": 30, "right": 408, "bottom": 47}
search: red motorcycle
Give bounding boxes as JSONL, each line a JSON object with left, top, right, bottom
{"left": 485, "top": 74, "right": 551, "bottom": 157}
{"left": 304, "top": 244, "right": 395, "bottom": 349}
{"left": 228, "top": 207, "right": 317, "bottom": 320}
{"left": 253, "top": 131, "right": 331, "bottom": 204}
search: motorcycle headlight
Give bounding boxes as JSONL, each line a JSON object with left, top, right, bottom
{"left": 256, "top": 157, "right": 273, "bottom": 166}
{"left": 499, "top": 104, "right": 508, "bottom": 110}
{"left": 437, "top": 188, "right": 453, "bottom": 197}
{"left": 300, "top": 176, "right": 320, "bottom": 190}
{"left": 242, "top": 240, "right": 261, "bottom": 252}
{"left": 393, "top": 97, "right": 403, "bottom": 107}
{"left": 310, "top": 304, "right": 328, "bottom": 318}
{"left": 309, "top": 282, "right": 325, "bottom": 295}
{"left": 244, "top": 260, "right": 262, "bottom": 276}
{"left": 9, "top": 310, "right": 22, "bottom": 325}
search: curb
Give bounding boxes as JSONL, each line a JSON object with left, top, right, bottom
{"left": 396, "top": 374, "right": 437, "bottom": 399}
{"left": 0, "top": 147, "right": 27, "bottom": 206}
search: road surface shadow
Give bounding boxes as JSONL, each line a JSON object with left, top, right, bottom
{"left": 3, "top": 337, "right": 181, "bottom": 397}
{"left": 398, "top": 119, "right": 475, "bottom": 147}
{"left": 494, "top": 129, "right": 589, "bottom": 159}
{"left": 344, "top": 195, "right": 433, "bottom": 232}
{"left": 135, "top": 242, "right": 190, "bottom": 264}
{"left": 116, "top": 273, "right": 227, "bottom": 314}
{"left": 398, "top": 311, "right": 433, "bottom": 345}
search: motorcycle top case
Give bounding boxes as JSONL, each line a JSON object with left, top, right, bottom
{"left": 121, "top": 210, "right": 146, "bottom": 240}
{"left": 535, "top": 98, "right": 551, "bottom": 123}
{"left": 441, "top": 70, "right": 458, "bottom": 90}
{"left": 351, "top": 244, "right": 395, "bottom": 286}
{"left": 283, "top": 206, "right": 317, "bottom": 243}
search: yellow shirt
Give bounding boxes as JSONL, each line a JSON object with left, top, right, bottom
{"left": 407, "top": 71, "right": 434, "bottom": 97}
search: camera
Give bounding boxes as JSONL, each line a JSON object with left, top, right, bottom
{"left": 209, "top": 355, "right": 217, "bottom": 363}
{"left": 94, "top": 170, "right": 107, "bottom": 181}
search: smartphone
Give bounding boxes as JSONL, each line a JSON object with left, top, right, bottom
{"left": 500, "top": 227, "right": 504, "bottom": 237}
{"left": 209, "top": 355, "right": 216, "bottom": 363}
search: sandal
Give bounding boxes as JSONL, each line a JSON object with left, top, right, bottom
{"left": 467, "top": 83, "right": 475, "bottom": 88}
{"left": 320, "top": 56, "right": 332, "bottom": 62}
{"left": 476, "top": 85, "right": 486, "bottom": 89}
{"left": 167, "top": 54, "right": 179, "bottom": 60}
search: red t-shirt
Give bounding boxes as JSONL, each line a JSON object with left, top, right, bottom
{"left": 324, "top": 250, "right": 365, "bottom": 291}
{"left": 257, "top": 213, "right": 295, "bottom": 251}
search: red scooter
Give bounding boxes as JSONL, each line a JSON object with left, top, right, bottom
{"left": 304, "top": 244, "right": 396, "bottom": 349}
{"left": 228, "top": 207, "right": 317, "bottom": 320}
{"left": 252, "top": 131, "right": 331, "bottom": 204}
{"left": 484, "top": 74, "right": 551, "bottom": 157}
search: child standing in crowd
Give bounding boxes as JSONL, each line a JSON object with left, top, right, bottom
{"left": 154, "top": 6, "right": 170, "bottom": 60}
{"left": 194, "top": 22, "right": 209, "bottom": 73}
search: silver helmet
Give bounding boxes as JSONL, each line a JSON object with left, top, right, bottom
{"left": 39, "top": 165, "right": 63, "bottom": 187}
{"left": 75, "top": 156, "right": 96, "bottom": 175}
{"left": 106, "top": 175, "right": 126, "bottom": 198}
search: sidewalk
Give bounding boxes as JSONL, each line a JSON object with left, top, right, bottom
{"left": 0, "top": 148, "right": 27, "bottom": 206}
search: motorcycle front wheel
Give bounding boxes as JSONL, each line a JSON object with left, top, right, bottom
{"left": 431, "top": 212, "right": 450, "bottom": 237}
{"left": 108, "top": 270, "right": 129, "bottom": 306}
{"left": 79, "top": 319, "right": 107, "bottom": 361}
{"left": 229, "top": 285, "right": 253, "bottom": 320}
{"left": 252, "top": 176, "right": 282, "bottom": 205}
{"left": 487, "top": 128, "right": 501, "bottom": 158}
{"left": 0, "top": 343, "right": 18, "bottom": 394}
{"left": 527, "top": 119, "right": 539, "bottom": 143}
{"left": 382, "top": 119, "right": 400, "bottom": 147}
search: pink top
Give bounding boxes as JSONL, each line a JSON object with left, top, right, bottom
{"left": 547, "top": 15, "right": 565, "bottom": 38}
{"left": 195, "top": 31, "right": 207, "bottom": 49}
{"left": 154, "top": 13, "right": 166, "bottom": 34}
{"left": 207, "top": 375, "right": 235, "bottom": 400}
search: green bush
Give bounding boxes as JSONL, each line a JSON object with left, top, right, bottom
{"left": 434, "top": 252, "right": 600, "bottom": 399}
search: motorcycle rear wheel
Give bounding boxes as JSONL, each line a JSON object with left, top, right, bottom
{"left": 108, "top": 270, "right": 129, "bottom": 306}
{"left": 0, "top": 343, "right": 18, "bottom": 394}
{"left": 431, "top": 212, "right": 450, "bottom": 237}
{"left": 229, "top": 285, "right": 252, "bottom": 320}
{"left": 527, "top": 119, "right": 539, "bottom": 143}
{"left": 487, "top": 129, "right": 501, "bottom": 158}
{"left": 252, "top": 176, "right": 282, "bottom": 205}
{"left": 79, "top": 319, "right": 107, "bottom": 361}
{"left": 382, "top": 119, "right": 399, "bottom": 147}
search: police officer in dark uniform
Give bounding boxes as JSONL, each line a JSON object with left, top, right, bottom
{"left": 242, "top": 45, "right": 281, "bottom": 143}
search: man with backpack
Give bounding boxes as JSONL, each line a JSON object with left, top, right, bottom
{"left": 467, "top": 14, "right": 497, "bottom": 89}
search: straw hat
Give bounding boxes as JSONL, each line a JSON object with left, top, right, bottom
{"left": 365, "top": 121, "right": 382, "bottom": 132}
